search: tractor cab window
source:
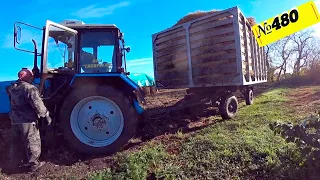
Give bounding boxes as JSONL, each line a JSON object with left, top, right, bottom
{"left": 47, "top": 25, "right": 77, "bottom": 71}
{"left": 80, "top": 31, "right": 117, "bottom": 73}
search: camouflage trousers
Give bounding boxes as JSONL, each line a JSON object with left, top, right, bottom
{"left": 9, "top": 123, "right": 41, "bottom": 168}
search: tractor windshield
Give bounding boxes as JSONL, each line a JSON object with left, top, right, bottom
{"left": 46, "top": 25, "right": 77, "bottom": 71}
{"left": 79, "top": 31, "right": 117, "bottom": 73}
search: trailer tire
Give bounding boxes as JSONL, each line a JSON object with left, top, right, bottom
{"left": 245, "top": 89, "right": 254, "bottom": 105}
{"left": 59, "top": 84, "right": 138, "bottom": 155}
{"left": 219, "top": 95, "right": 238, "bottom": 120}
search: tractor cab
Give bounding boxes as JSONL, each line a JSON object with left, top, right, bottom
{"left": 14, "top": 20, "right": 133, "bottom": 104}
{"left": 40, "top": 20, "right": 130, "bottom": 75}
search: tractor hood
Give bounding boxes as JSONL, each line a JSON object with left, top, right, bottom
{"left": 0, "top": 78, "right": 45, "bottom": 114}
{"left": 0, "top": 80, "right": 16, "bottom": 114}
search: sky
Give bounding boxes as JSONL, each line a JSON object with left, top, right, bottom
{"left": 0, "top": 0, "right": 320, "bottom": 81}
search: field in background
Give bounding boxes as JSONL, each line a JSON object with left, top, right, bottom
{"left": 1, "top": 79, "right": 320, "bottom": 179}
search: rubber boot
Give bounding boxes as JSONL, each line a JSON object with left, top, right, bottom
{"left": 28, "top": 161, "right": 46, "bottom": 172}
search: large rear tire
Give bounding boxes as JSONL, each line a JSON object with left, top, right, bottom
{"left": 59, "top": 85, "right": 138, "bottom": 155}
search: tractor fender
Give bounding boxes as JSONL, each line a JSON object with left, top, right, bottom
{"left": 68, "top": 73, "right": 145, "bottom": 115}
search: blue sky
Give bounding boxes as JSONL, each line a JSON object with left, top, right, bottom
{"left": 0, "top": 0, "right": 319, "bottom": 81}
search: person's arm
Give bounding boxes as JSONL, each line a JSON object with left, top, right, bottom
{"left": 27, "top": 86, "right": 48, "bottom": 118}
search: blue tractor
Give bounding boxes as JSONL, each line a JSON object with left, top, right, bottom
{"left": 3, "top": 20, "right": 146, "bottom": 155}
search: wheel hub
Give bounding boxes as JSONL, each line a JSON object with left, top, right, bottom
{"left": 91, "top": 113, "right": 108, "bottom": 129}
{"left": 228, "top": 104, "right": 234, "bottom": 112}
{"left": 228, "top": 99, "right": 237, "bottom": 113}
{"left": 249, "top": 91, "right": 253, "bottom": 100}
{"left": 70, "top": 96, "right": 124, "bottom": 148}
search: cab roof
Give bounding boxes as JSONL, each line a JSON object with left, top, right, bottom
{"left": 65, "top": 24, "right": 119, "bottom": 29}
{"left": 60, "top": 20, "right": 118, "bottom": 29}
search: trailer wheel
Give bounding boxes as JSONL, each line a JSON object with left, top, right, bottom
{"left": 244, "top": 89, "right": 254, "bottom": 105}
{"left": 219, "top": 95, "right": 238, "bottom": 120}
{"left": 59, "top": 85, "right": 138, "bottom": 155}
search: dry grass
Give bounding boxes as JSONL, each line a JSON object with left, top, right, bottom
{"left": 174, "top": 10, "right": 220, "bottom": 26}
{"left": 247, "top": 17, "right": 256, "bottom": 26}
{"left": 173, "top": 9, "right": 256, "bottom": 27}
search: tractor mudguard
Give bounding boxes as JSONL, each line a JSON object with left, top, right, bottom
{"left": 69, "top": 73, "right": 145, "bottom": 115}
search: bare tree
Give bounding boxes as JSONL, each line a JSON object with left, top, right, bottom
{"left": 267, "top": 28, "right": 320, "bottom": 81}
{"left": 270, "top": 35, "right": 295, "bottom": 81}
{"left": 265, "top": 43, "right": 277, "bottom": 69}
{"left": 265, "top": 43, "right": 278, "bottom": 81}
{"left": 289, "top": 29, "right": 315, "bottom": 75}
{"left": 305, "top": 37, "right": 320, "bottom": 70}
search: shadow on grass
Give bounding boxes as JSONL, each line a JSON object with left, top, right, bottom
{"left": 131, "top": 82, "right": 278, "bottom": 144}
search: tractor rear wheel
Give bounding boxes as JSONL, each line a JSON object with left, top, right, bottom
{"left": 59, "top": 85, "right": 138, "bottom": 155}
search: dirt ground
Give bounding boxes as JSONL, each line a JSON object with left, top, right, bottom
{"left": 286, "top": 86, "right": 320, "bottom": 114}
{"left": 0, "top": 83, "right": 295, "bottom": 180}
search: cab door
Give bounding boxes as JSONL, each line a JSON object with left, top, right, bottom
{"left": 39, "top": 20, "right": 78, "bottom": 97}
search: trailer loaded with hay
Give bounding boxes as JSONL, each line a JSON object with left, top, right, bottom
{"left": 151, "top": 6, "right": 267, "bottom": 119}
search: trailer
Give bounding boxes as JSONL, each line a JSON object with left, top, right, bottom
{"left": 151, "top": 6, "right": 267, "bottom": 119}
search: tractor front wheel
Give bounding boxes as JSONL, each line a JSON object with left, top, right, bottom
{"left": 59, "top": 85, "right": 138, "bottom": 155}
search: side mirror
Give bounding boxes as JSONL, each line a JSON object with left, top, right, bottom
{"left": 13, "top": 22, "right": 42, "bottom": 55}
{"left": 14, "top": 25, "right": 21, "bottom": 45}
{"left": 125, "top": 47, "right": 130, "bottom": 53}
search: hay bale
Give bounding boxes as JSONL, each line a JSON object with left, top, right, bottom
{"left": 244, "top": 69, "right": 256, "bottom": 81}
{"left": 150, "top": 86, "right": 158, "bottom": 95}
{"left": 142, "top": 86, "right": 151, "bottom": 96}
{"left": 173, "top": 9, "right": 256, "bottom": 27}
{"left": 141, "top": 86, "right": 158, "bottom": 96}
{"left": 246, "top": 17, "right": 256, "bottom": 26}
{"left": 173, "top": 10, "right": 220, "bottom": 26}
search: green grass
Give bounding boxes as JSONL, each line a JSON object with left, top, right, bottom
{"left": 87, "top": 87, "right": 311, "bottom": 180}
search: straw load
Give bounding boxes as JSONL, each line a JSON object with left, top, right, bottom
{"left": 172, "top": 10, "right": 257, "bottom": 82}
{"left": 173, "top": 9, "right": 257, "bottom": 27}
{"left": 246, "top": 17, "right": 257, "bottom": 26}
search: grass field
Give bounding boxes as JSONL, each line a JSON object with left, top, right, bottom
{"left": 1, "top": 84, "right": 320, "bottom": 180}
{"left": 86, "top": 86, "right": 320, "bottom": 180}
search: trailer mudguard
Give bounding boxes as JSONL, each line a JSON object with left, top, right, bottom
{"left": 69, "top": 73, "right": 145, "bottom": 115}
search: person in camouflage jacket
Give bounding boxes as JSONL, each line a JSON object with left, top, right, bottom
{"left": 5, "top": 68, "right": 52, "bottom": 172}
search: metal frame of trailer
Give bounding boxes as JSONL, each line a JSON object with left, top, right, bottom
{"left": 151, "top": 6, "right": 267, "bottom": 119}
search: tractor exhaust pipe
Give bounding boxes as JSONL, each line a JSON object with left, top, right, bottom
{"left": 31, "top": 39, "right": 40, "bottom": 77}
